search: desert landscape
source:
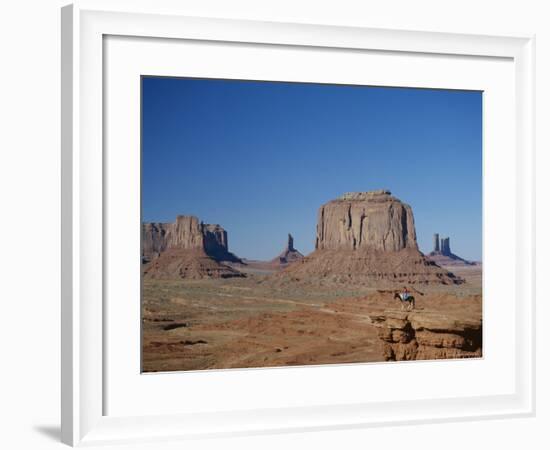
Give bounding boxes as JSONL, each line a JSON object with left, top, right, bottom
{"left": 141, "top": 190, "right": 482, "bottom": 372}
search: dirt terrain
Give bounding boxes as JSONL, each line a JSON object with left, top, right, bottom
{"left": 142, "top": 265, "right": 482, "bottom": 372}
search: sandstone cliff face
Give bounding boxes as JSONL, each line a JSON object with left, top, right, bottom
{"left": 369, "top": 309, "right": 482, "bottom": 361}
{"left": 142, "top": 222, "right": 169, "bottom": 259}
{"left": 165, "top": 215, "right": 205, "bottom": 250}
{"left": 316, "top": 190, "right": 417, "bottom": 252}
{"left": 142, "top": 215, "right": 239, "bottom": 263}
{"left": 203, "top": 224, "right": 231, "bottom": 261}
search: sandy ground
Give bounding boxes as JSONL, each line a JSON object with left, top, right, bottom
{"left": 142, "top": 265, "right": 482, "bottom": 372}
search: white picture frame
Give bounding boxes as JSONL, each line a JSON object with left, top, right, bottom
{"left": 61, "top": 2, "right": 535, "bottom": 446}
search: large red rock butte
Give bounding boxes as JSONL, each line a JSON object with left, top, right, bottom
{"left": 282, "top": 190, "right": 463, "bottom": 285}
{"left": 142, "top": 215, "right": 243, "bottom": 279}
{"left": 142, "top": 215, "right": 241, "bottom": 262}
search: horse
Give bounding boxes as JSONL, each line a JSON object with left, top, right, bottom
{"left": 394, "top": 292, "right": 415, "bottom": 311}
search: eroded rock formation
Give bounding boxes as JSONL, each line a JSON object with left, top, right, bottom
{"left": 271, "top": 234, "right": 304, "bottom": 265}
{"left": 440, "top": 237, "right": 451, "bottom": 256}
{"left": 142, "top": 215, "right": 243, "bottom": 279}
{"left": 433, "top": 233, "right": 440, "bottom": 253}
{"left": 316, "top": 190, "right": 417, "bottom": 252}
{"left": 428, "top": 233, "right": 476, "bottom": 266}
{"left": 281, "top": 191, "right": 462, "bottom": 286}
{"left": 142, "top": 222, "right": 169, "bottom": 260}
{"left": 142, "top": 215, "right": 240, "bottom": 263}
{"left": 369, "top": 309, "right": 482, "bottom": 361}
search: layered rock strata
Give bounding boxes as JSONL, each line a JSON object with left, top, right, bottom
{"left": 316, "top": 190, "right": 417, "bottom": 252}
{"left": 142, "top": 215, "right": 240, "bottom": 263}
{"left": 142, "top": 249, "right": 244, "bottom": 280}
{"left": 142, "top": 215, "right": 243, "bottom": 279}
{"left": 369, "top": 310, "right": 482, "bottom": 361}
{"left": 283, "top": 191, "right": 462, "bottom": 285}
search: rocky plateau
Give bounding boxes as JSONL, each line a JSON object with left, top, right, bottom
{"left": 369, "top": 303, "right": 482, "bottom": 361}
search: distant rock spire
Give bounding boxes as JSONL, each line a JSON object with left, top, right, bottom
{"left": 270, "top": 233, "right": 304, "bottom": 265}
{"left": 287, "top": 233, "right": 295, "bottom": 252}
{"left": 428, "top": 232, "right": 474, "bottom": 266}
{"left": 441, "top": 237, "right": 451, "bottom": 256}
{"left": 433, "top": 233, "right": 440, "bottom": 253}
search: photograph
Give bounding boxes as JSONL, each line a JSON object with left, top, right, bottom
{"left": 140, "top": 77, "right": 483, "bottom": 373}
{"left": 1, "top": 0, "right": 540, "bottom": 447}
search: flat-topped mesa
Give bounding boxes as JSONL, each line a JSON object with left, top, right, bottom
{"left": 142, "top": 215, "right": 240, "bottom": 263}
{"left": 316, "top": 190, "right": 418, "bottom": 252}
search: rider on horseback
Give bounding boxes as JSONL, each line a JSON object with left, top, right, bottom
{"left": 400, "top": 286, "right": 410, "bottom": 301}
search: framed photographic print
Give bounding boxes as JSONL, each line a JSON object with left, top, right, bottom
{"left": 61, "top": 2, "right": 535, "bottom": 446}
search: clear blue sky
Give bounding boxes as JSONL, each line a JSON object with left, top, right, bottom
{"left": 142, "top": 77, "right": 482, "bottom": 261}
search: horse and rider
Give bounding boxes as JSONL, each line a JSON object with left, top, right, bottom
{"left": 394, "top": 286, "right": 422, "bottom": 311}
